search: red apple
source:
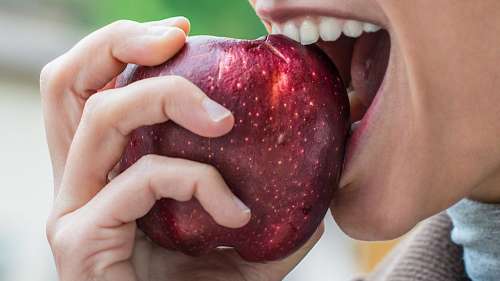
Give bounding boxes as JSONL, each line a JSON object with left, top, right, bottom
{"left": 117, "top": 35, "right": 349, "bottom": 261}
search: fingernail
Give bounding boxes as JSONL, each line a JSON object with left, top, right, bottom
{"left": 202, "top": 98, "right": 232, "bottom": 122}
{"left": 233, "top": 196, "right": 251, "bottom": 213}
{"left": 148, "top": 26, "right": 179, "bottom": 37}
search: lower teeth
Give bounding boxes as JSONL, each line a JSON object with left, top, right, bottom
{"left": 346, "top": 81, "right": 354, "bottom": 93}
{"left": 351, "top": 121, "right": 361, "bottom": 131}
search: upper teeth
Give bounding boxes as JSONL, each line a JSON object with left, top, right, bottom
{"left": 271, "top": 16, "right": 381, "bottom": 45}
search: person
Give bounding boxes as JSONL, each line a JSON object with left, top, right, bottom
{"left": 40, "top": 1, "right": 500, "bottom": 280}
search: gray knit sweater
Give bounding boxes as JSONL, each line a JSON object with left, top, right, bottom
{"left": 357, "top": 213, "right": 470, "bottom": 281}
{"left": 448, "top": 200, "right": 500, "bottom": 281}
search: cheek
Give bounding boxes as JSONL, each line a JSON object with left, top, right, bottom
{"left": 392, "top": 2, "right": 500, "bottom": 204}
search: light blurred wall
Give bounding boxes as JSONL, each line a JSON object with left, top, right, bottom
{"left": 0, "top": 80, "right": 57, "bottom": 281}
{"left": 0, "top": 1, "right": 362, "bottom": 280}
{"left": 0, "top": 0, "right": 84, "bottom": 81}
{"left": 0, "top": 2, "right": 83, "bottom": 279}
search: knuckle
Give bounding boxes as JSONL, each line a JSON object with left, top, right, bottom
{"left": 48, "top": 226, "right": 67, "bottom": 251}
{"left": 39, "top": 56, "right": 69, "bottom": 99}
{"left": 150, "top": 75, "right": 203, "bottom": 119}
{"left": 166, "top": 75, "right": 188, "bottom": 86}
{"left": 200, "top": 163, "right": 219, "bottom": 178}
{"left": 107, "top": 19, "right": 139, "bottom": 33}
{"left": 49, "top": 216, "right": 94, "bottom": 256}
{"left": 159, "top": 75, "right": 187, "bottom": 99}
{"left": 45, "top": 214, "right": 57, "bottom": 245}
{"left": 39, "top": 62, "right": 54, "bottom": 91}
{"left": 161, "top": 75, "right": 194, "bottom": 98}
{"left": 86, "top": 91, "right": 107, "bottom": 109}
{"left": 81, "top": 92, "right": 109, "bottom": 125}
{"left": 46, "top": 220, "right": 73, "bottom": 253}
{"left": 135, "top": 154, "right": 162, "bottom": 173}
{"left": 166, "top": 75, "right": 199, "bottom": 98}
{"left": 177, "top": 176, "right": 196, "bottom": 201}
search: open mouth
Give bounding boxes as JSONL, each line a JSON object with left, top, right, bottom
{"left": 268, "top": 16, "right": 391, "bottom": 136}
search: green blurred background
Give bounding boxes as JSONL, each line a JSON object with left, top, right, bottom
{"left": 67, "top": 0, "right": 266, "bottom": 38}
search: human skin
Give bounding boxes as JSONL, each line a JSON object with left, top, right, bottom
{"left": 41, "top": 18, "right": 322, "bottom": 281}
{"left": 249, "top": 0, "right": 500, "bottom": 240}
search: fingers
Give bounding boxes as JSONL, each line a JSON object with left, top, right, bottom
{"left": 84, "top": 155, "right": 251, "bottom": 229}
{"left": 40, "top": 17, "right": 190, "bottom": 189}
{"left": 55, "top": 76, "right": 234, "bottom": 215}
{"left": 41, "top": 17, "right": 190, "bottom": 99}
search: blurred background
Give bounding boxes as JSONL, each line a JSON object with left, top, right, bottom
{"left": 0, "top": 0, "right": 396, "bottom": 280}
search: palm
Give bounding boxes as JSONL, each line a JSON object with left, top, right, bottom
{"left": 131, "top": 227, "right": 322, "bottom": 281}
{"left": 139, "top": 243, "right": 263, "bottom": 281}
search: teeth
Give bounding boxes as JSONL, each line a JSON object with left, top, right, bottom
{"left": 274, "top": 16, "right": 382, "bottom": 45}
{"left": 363, "top": 23, "right": 381, "bottom": 33}
{"left": 300, "top": 19, "right": 319, "bottom": 45}
{"left": 271, "top": 24, "right": 281, "bottom": 34}
{"left": 282, "top": 21, "right": 300, "bottom": 42}
{"left": 319, "top": 17, "right": 342, "bottom": 41}
{"left": 342, "top": 20, "right": 363, "bottom": 38}
{"left": 351, "top": 121, "right": 361, "bottom": 131}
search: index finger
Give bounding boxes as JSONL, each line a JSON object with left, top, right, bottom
{"left": 40, "top": 17, "right": 190, "bottom": 183}
{"left": 41, "top": 17, "right": 190, "bottom": 98}
{"left": 55, "top": 76, "right": 234, "bottom": 215}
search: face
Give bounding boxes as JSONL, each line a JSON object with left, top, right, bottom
{"left": 249, "top": 0, "right": 500, "bottom": 240}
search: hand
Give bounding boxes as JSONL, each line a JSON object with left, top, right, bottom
{"left": 41, "top": 18, "right": 323, "bottom": 281}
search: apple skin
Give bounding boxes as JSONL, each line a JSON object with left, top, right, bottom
{"left": 117, "top": 35, "right": 349, "bottom": 262}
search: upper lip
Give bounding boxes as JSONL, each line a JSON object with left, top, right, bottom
{"left": 256, "top": 3, "right": 386, "bottom": 28}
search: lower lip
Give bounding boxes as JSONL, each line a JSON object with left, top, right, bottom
{"left": 342, "top": 77, "right": 386, "bottom": 175}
